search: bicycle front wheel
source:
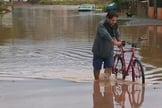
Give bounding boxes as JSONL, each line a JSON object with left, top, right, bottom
{"left": 132, "top": 84, "right": 145, "bottom": 106}
{"left": 113, "top": 54, "right": 124, "bottom": 80}
{"left": 132, "top": 59, "right": 145, "bottom": 84}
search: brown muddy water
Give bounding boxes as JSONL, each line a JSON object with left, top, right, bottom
{"left": 0, "top": 5, "right": 162, "bottom": 108}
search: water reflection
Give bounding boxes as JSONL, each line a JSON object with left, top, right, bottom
{"left": 93, "top": 81, "right": 114, "bottom": 108}
{"left": 93, "top": 81, "right": 145, "bottom": 108}
{"left": 112, "top": 82, "right": 145, "bottom": 108}
{"left": 139, "top": 25, "right": 162, "bottom": 82}
{"left": 0, "top": 12, "right": 13, "bottom": 45}
{"left": 0, "top": 26, "right": 12, "bottom": 45}
{"left": 11, "top": 6, "right": 98, "bottom": 41}
{"left": 142, "top": 25, "right": 162, "bottom": 67}
{"left": 0, "top": 5, "right": 162, "bottom": 83}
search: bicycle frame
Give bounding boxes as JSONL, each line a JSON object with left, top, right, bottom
{"left": 114, "top": 45, "right": 137, "bottom": 75}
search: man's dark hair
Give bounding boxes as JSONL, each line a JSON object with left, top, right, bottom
{"left": 106, "top": 11, "right": 118, "bottom": 19}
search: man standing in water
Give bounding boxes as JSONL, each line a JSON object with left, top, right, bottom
{"left": 92, "top": 11, "right": 122, "bottom": 80}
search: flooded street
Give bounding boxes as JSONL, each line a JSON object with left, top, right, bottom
{"left": 0, "top": 5, "right": 162, "bottom": 108}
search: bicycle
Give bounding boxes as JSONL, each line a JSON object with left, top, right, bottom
{"left": 112, "top": 41, "right": 145, "bottom": 84}
{"left": 112, "top": 82, "right": 145, "bottom": 108}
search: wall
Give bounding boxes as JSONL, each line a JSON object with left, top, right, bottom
{"left": 148, "top": 0, "right": 162, "bottom": 20}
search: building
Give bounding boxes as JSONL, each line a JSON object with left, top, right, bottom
{"left": 148, "top": 0, "right": 162, "bottom": 20}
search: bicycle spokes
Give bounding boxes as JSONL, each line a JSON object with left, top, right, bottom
{"left": 113, "top": 54, "right": 124, "bottom": 79}
{"left": 132, "top": 60, "right": 145, "bottom": 84}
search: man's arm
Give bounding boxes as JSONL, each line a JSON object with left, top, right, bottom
{"left": 113, "top": 26, "right": 122, "bottom": 46}
{"left": 97, "top": 22, "right": 113, "bottom": 41}
{"left": 112, "top": 39, "right": 122, "bottom": 46}
{"left": 97, "top": 21, "right": 122, "bottom": 46}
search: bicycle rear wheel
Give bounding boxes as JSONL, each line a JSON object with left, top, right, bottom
{"left": 113, "top": 54, "right": 124, "bottom": 80}
{"left": 132, "top": 59, "right": 145, "bottom": 84}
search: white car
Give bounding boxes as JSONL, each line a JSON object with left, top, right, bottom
{"left": 78, "top": 4, "right": 95, "bottom": 11}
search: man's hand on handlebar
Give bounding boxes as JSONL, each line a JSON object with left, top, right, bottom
{"left": 112, "top": 39, "right": 123, "bottom": 47}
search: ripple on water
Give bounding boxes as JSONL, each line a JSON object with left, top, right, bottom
{"left": 0, "top": 40, "right": 94, "bottom": 82}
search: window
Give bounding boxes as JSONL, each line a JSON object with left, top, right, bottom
{"left": 157, "top": 0, "right": 162, "bottom": 7}
{"left": 149, "top": 0, "right": 154, "bottom": 7}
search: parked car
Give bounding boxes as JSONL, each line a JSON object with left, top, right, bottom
{"left": 103, "top": 2, "right": 117, "bottom": 12}
{"left": 78, "top": 4, "right": 95, "bottom": 11}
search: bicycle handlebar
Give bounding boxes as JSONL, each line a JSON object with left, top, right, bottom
{"left": 115, "top": 41, "right": 137, "bottom": 53}
{"left": 121, "top": 41, "right": 137, "bottom": 48}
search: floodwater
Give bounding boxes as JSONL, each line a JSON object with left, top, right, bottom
{"left": 0, "top": 5, "right": 162, "bottom": 108}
